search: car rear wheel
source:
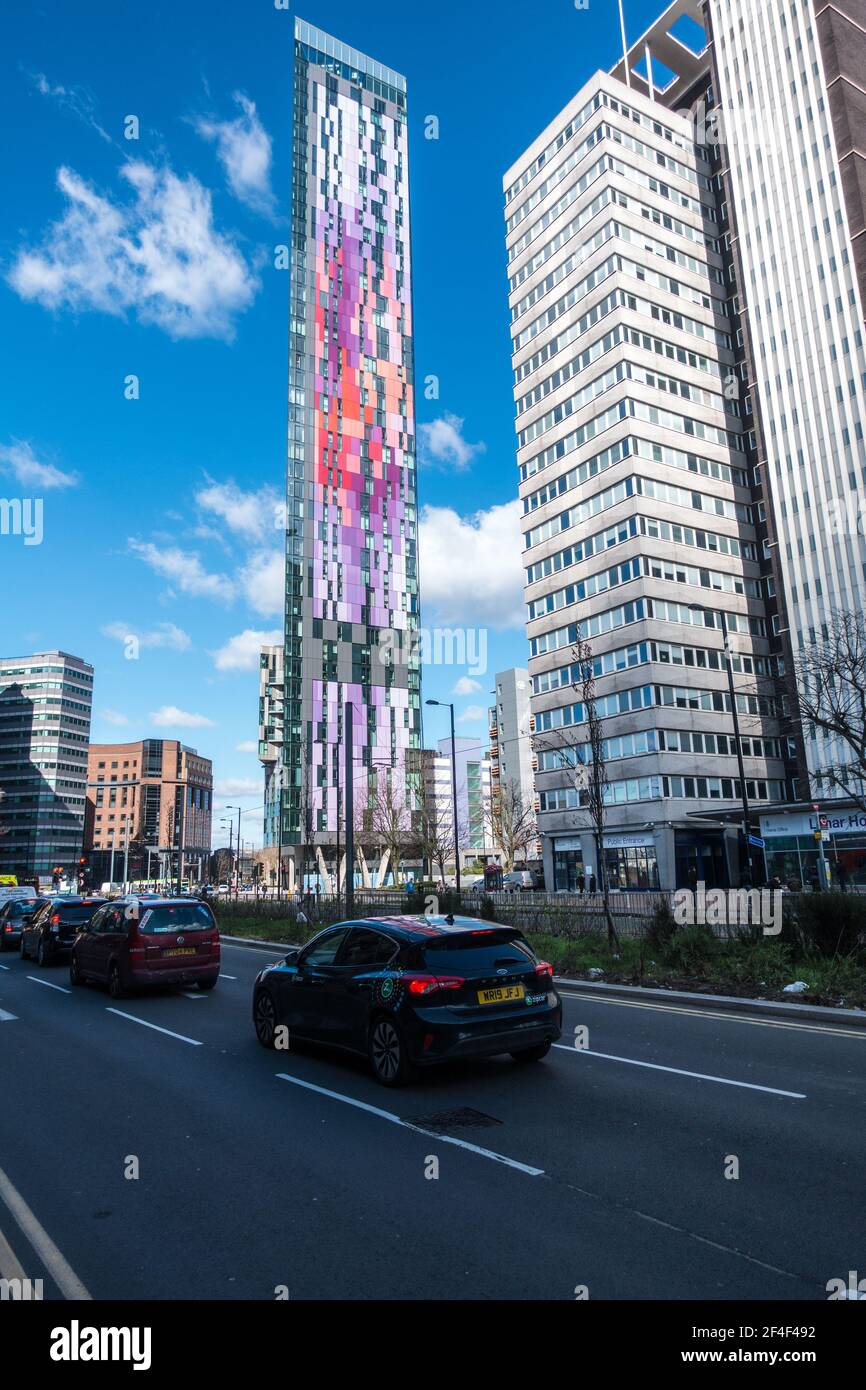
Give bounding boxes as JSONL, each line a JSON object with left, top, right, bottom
{"left": 69, "top": 953, "right": 83, "bottom": 987}
{"left": 510, "top": 1040, "right": 552, "bottom": 1063}
{"left": 369, "top": 1016, "right": 413, "bottom": 1088}
{"left": 108, "top": 964, "right": 125, "bottom": 1000}
{"left": 37, "top": 939, "right": 50, "bottom": 968}
{"left": 254, "top": 990, "right": 277, "bottom": 1047}
{"left": 19, "top": 934, "right": 27, "bottom": 959}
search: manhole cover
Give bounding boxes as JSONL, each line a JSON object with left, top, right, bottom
{"left": 407, "top": 1106, "right": 503, "bottom": 1133}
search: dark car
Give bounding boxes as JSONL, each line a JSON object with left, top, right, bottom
{"left": 20, "top": 896, "right": 107, "bottom": 966}
{"left": 252, "top": 915, "right": 562, "bottom": 1086}
{"left": 0, "top": 897, "right": 44, "bottom": 951}
{"left": 70, "top": 897, "right": 220, "bottom": 998}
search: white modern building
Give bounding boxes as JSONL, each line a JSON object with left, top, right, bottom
{"left": 423, "top": 736, "right": 495, "bottom": 864}
{"left": 503, "top": 0, "right": 865, "bottom": 891}
{"left": 0, "top": 651, "right": 93, "bottom": 880}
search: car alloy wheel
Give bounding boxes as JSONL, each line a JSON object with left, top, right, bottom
{"left": 69, "top": 953, "right": 81, "bottom": 986}
{"left": 254, "top": 991, "right": 277, "bottom": 1048}
{"left": 19, "top": 935, "right": 27, "bottom": 959}
{"left": 370, "top": 1018, "right": 405, "bottom": 1086}
{"left": 37, "top": 939, "right": 49, "bottom": 967}
{"left": 108, "top": 964, "right": 124, "bottom": 999}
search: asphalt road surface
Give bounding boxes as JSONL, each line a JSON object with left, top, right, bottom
{"left": 1, "top": 940, "right": 863, "bottom": 1301}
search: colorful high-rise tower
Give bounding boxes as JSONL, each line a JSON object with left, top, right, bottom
{"left": 282, "top": 20, "right": 420, "bottom": 882}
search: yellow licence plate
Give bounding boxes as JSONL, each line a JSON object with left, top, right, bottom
{"left": 164, "top": 947, "right": 196, "bottom": 957}
{"left": 477, "top": 984, "right": 525, "bottom": 1005}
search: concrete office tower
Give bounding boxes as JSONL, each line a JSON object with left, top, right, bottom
{"left": 0, "top": 651, "right": 92, "bottom": 880}
{"left": 283, "top": 19, "right": 420, "bottom": 883}
{"left": 503, "top": 1, "right": 813, "bottom": 891}
{"left": 488, "top": 667, "right": 537, "bottom": 823}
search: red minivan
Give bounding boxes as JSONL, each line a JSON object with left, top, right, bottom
{"left": 70, "top": 897, "right": 220, "bottom": 997}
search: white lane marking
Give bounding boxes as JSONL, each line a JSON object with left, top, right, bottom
{"left": 106, "top": 1008, "right": 202, "bottom": 1046}
{"left": 26, "top": 976, "right": 71, "bottom": 995}
{"left": 0, "top": 963, "right": 10, "bottom": 970}
{"left": 558, "top": 990, "right": 866, "bottom": 1039}
{"left": 0, "top": 1224, "right": 28, "bottom": 1282}
{"left": 219, "top": 974, "right": 238, "bottom": 980}
{"left": 180, "top": 990, "right": 207, "bottom": 999}
{"left": 552, "top": 1044, "right": 806, "bottom": 1098}
{"left": 0, "top": 1161, "right": 92, "bottom": 1300}
{"left": 0, "top": 1009, "right": 17, "bottom": 1021}
{"left": 275, "top": 1072, "right": 545, "bottom": 1177}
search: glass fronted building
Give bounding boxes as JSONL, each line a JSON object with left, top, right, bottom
{"left": 0, "top": 651, "right": 93, "bottom": 880}
{"left": 283, "top": 19, "right": 420, "bottom": 877}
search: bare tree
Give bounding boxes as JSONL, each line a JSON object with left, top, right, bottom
{"left": 536, "top": 635, "right": 619, "bottom": 948}
{"left": 368, "top": 767, "right": 415, "bottom": 887}
{"left": 485, "top": 777, "right": 537, "bottom": 872}
{"left": 793, "top": 609, "right": 866, "bottom": 810}
{"left": 413, "top": 792, "right": 454, "bottom": 884}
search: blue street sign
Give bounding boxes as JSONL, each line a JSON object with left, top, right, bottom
{"left": 748, "top": 834, "right": 765, "bottom": 849}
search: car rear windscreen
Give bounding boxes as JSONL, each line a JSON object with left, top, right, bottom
{"left": 137, "top": 904, "right": 216, "bottom": 934}
{"left": 11, "top": 901, "right": 38, "bottom": 917}
{"left": 421, "top": 930, "right": 535, "bottom": 973}
{"left": 57, "top": 904, "right": 104, "bottom": 925}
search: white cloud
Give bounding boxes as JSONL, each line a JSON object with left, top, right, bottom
{"left": 103, "top": 620, "right": 191, "bottom": 651}
{"left": 128, "top": 539, "right": 235, "bottom": 602}
{"left": 0, "top": 440, "right": 78, "bottom": 489}
{"left": 213, "top": 627, "right": 281, "bottom": 672}
{"left": 150, "top": 705, "right": 216, "bottom": 729}
{"left": 457, "top": 705, "right": 487, "bottom": 724}
{"left": 30, "top": 71, "right": 113, "bottom": 145}
{"left": 8, "top": 161, "right": 259, "bottom": 341}
{"left": 214, "top": 777, "right": 261, "bottom": 797}
{"left": 419, "top": 500, "right": 524, "bottom": 629}
{"left": 418, "top": 412, "right": 486, "bottom": 471}
{"left": 235, "top": 740, "right": 257, "bottom": 753}
{"left": 453, "top": 676, "right": 483, "bottom": 696}
{"left": 100, "top": 708, "right": 129, "bottom": 726}
{"left": 238, "top": 549, "right": 284, "bottom": 617}
{"left": 196, "top": 479, "right": 280, "bottom": 542}
{"left": 196, "top": 93, "right": 276, "bottom": 217}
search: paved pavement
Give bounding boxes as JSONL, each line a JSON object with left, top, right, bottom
{"left": 1, "top": 940, "right": 863, "bottom": 1300}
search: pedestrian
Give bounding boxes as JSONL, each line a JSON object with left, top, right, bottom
{"left": 577, "top": 871, "right": 585, "bottom": 894}
{"left": 589, "top": 871, "right": 597, "bottom": 894}
{"left": 837, "top": 862, "right": 848, "bottom": 893}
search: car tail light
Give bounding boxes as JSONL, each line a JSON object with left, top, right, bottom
{"left": 534, "top": 961, "right": 554, "bottom": 980}
{"left": 51, "top": 913, "right": 60, "bottom": 925}
{"left": 406, "top": 973, "right": 464, "bottom": 996}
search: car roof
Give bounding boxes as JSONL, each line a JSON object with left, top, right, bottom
{"left": 43, "top": 895, "right": 106, "bottom": 905}
{"left": 325, "top": 914, "right": 512, "bottom": 941}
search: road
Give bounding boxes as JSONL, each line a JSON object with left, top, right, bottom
{"left": 1, "top": 939, "right": 864, "bottom": 1301}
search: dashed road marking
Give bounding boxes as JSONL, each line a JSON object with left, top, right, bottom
{"left": 26, "top": 976, "right": 71, "bottom": 995}
{"left": 275, "top": 1072, "right": 545, "bottom": 1176}
{"left": 106, "top": 1008, "right": 202, "bottom": 1046}
{"left": 552, "top": 1044, "right": 806, "bottom": 1098}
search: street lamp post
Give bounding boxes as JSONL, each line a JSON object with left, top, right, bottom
{"left": 226, "top": 806, "right": 242, "bottom": 899}
{"left": 426, "top": 699, "right": 460, "bottom": 900}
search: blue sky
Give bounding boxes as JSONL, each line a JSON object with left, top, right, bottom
{"left": 0, "top": 0, "right": 662, "bottom": 844}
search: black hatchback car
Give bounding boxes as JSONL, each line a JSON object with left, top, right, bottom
{"left": 20, "top": 896, "right": 107, "bottom": 966}
{"left": 252, "top": 915, "right": 562, "bottom": 1086}
{"left": 0, "top": 897, "right": 43, "bottom": 951}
